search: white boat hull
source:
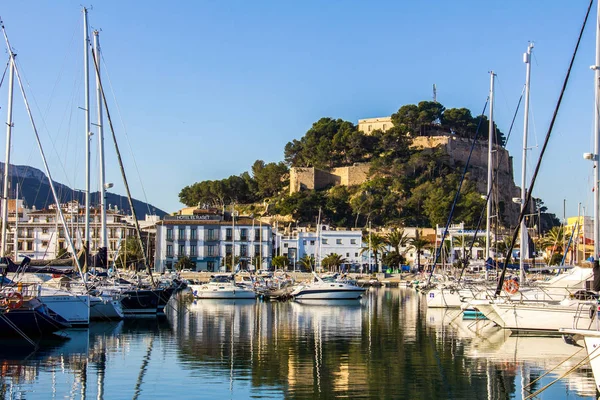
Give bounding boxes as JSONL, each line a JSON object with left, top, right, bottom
{"left": 40, "top": 294, "right": 90, "bottom": 326}
{"left": 189, "top": 284, "right": 256, "bottom": 299}
{"left": 90, "top": 295, "right": 124, "bottom": 320}
{"left": 475, "top": 300, "right": 596, "bottom": 332}
{"left": 292, "top": 287, "right": 365, "bottom": 300}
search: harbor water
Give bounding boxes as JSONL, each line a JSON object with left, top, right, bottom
{"left": 0, "top": 288, "right": 596, "bottom": 399}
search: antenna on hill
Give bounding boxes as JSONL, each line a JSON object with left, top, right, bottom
{"left": 433, "top": 84, "right": 437, "bottom": 103}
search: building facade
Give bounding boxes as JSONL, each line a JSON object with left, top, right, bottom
{"left": 154, "top": 210, "right": 272, "bottom": 272}
{"left": 2, "top": 200, "right": 149, "bottom": 262}
{"left": 276, "top": 224, "right": 364, "bottom": 271}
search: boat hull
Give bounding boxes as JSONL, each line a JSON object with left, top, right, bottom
{"left": 189, "top": 284, "right": 256, "bottom": 299}
{"left": 292, "top": 288, "right": 365, "bottom": 300}
{"left": 90, "top": 295, "right": 124, "bottom": 320}
{"left": 40, "top": 294, "right": 90, "bottom": 327}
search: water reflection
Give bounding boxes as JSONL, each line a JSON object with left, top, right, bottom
{"left": 0, "top": 289, "right": 595, "bottom": 399}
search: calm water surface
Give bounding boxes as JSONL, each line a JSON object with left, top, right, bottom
{"left": 0, "top": 288, "right": 596, "bottom": 399}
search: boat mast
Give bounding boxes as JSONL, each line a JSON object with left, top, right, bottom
{"left": 520, "top": 43, "right": 533, "bottom": 283}
{"left": 594, "top": 0, "right": 600, "bottom": 261}
{"left": 13, "top": 183, "right": 18, "bottom": 259}
{"left": 485, "top": 71, "right": 495, "bottom": 268}
{"left": 0, "top": 48, "right": 14, "bottom": 258}
{"left": 93, "top": 30, "right": 107, "bottom": 255}
{"left": 83, "top": 7, "right": 91, "bottom": 270}
{"left": 232, "top": 204, "right": 235, "bottom": 272}
{"left": 0, "top": 24, "right": 87, "bottom": 287}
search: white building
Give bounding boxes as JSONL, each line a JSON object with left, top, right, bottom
{"left": 2, "top": 200, "right": 147, "bottom": 262}
{"left": 276, "top": 224, "right": 364, "bottom": 271}
{"left": 154, "top": 210, "right": 272, "bottom": 272}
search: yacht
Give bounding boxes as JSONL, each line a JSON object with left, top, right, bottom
{"left": 290, "top": 273, "right": 366, "bottom": 300}
{"left": 189, "top": 274, "right": 256, "bottom": 299}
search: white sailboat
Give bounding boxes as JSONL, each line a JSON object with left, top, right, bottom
{"left": 189, "top": 274, "right": 256, "bottom": 299}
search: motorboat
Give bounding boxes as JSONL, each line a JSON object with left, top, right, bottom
{"left": 290, "top": 273, "right": 366, "bottom": 300}
{"left": 189, "top": 274, "right": 256, "bottom": 299}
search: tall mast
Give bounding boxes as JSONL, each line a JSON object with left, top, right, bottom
{"left": 93, "top": 30, "right": 107, "bottom": 251}
{"left": 83, "top": 7, "right": 91, "bottom": 267}
{"left": 594, "top": 0, "right": 600, "bottom": 260}
{"left": 13, "top": 183, "right": 18, "bottom": 259}
{"left": 0, "top": 50, "right": 14, "bottom": 257}
{"left": 485, "top": 71, "right": 495, "bottom": 263}
{"left": 0, "top": 25, "right": 87, "bottom": 287}
{"left": 520, "top": 43, "right": 533, "bottom": 283}
{"left": 231, "top": 204, "right": 235, "bottom": 272}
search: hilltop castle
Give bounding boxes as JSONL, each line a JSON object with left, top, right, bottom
{"left": 289, "top": 116, "right": 521, "bottom": 226}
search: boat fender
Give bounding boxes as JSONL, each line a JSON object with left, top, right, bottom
{"left": 590, "top": 305, "right": 596, "bottom": 320}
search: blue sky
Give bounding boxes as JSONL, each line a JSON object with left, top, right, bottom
{"left": 0, "top": 1, "right": 596, "bottom": 220}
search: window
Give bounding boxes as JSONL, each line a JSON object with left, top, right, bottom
{"left": 190, "top": 228, "right": 197, "bottom": 240}
{"left": 383, "top": 124, "right": 387, "bottom": 130}
{"left": 167, "top": 229, "right": 173, "bottom": 240}
{"left": 346, "top": 253, "right": 349, "bottom": 257}
{"left": 350, "top": 239, "right": 357, "bottom": 245}
{"left": 303, "top": 240, "right": 307, "bottom": 245}
{"left": 42, "top": 228, "right": 48, "bottom": 234}
{"left": 27, "top": 242, "right": 33, "bottom": 251}
{"left": 226, "top": 228, "right": 232, "bottom": 241}
{"left": 254, "top": 229, "right": 260, "bottom": 241}
{"left": 27, "top": 228, "right": 33, "bottom": 238}
{"left": 240, "top": 228, "right": 248, "bottom": 241}
{"left": 322, "top": 239, "right": 328, "bottom": 244}
{"left": 110, "top": 228, "right": 116, "bottom": 238}
{"left": 226, "top": 244, "right": 232, "bottom": 255}
{"left": 42, "top": 241, "right": 48, "bottom": 247}
{"left": 207, "top": 245, "right": 217, "bottom": 256}
{"left": 284, "top": 243, "right": 288, "bottom": 248}
{"left": 336, "top": 239, "right": 342, "bottom": 245}
{"left": 241, "top": 244, "right": 247, "bottom": 256}
{"left": 254, "top": 244, "right": 260, "bottom": 256}
{"left": 178, "top": 244, "right": 185, "bottom": 255}
{"left": 207, "top": 229, "right": 217, "bottom": 241}
{"left": 310, "top": 240, "right": 315, "bottom": 246}
{"left": 190, "top": 244, "right": 197, "bottom": 256}
{"left": 207, "top": 261, "right": 215, "bottom": 271}
{"left": 355, "top": 253, "right": 358, "bottom": 257}
{"left": 368, "top": 125, "right": 372, "bottom": 131}
{"left": 179, "top": 228, "right": 185, "bottom": 240}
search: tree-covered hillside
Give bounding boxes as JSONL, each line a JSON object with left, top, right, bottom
{"left": 179, "top": 101, "right": 554, "bottom": 230}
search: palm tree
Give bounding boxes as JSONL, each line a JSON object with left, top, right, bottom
{"left": 321, "top": 253, "right": 347, "bottom": 272}
{"left": 272, "top": 255, "right": 289, "bottom": 270}
{"left": 386, "top": 228, "right": 410, "bottom": 270}
{"left": 409, "top": 230, "right": 431, "bottom": 272}
{"left": 386, "top": 228, "right": 411, "bottom": 255}
{"left": 298, "top": 254, "right": 315, "bottom": 272}
{"left": 361, "top": 233, "right": 387, "bottom": 273}
{"left": 540, "top": 226, "right": 566, "bottom": 254}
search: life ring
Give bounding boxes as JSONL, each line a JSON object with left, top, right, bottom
{"left": 503, "top": 279, "right": 519, "bottom": 295}
{"left": 2, "top": 292, "right": 23, "bottom": 309}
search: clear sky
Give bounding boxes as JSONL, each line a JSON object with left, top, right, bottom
{"left": 0, "top": 1, "right": 596, "bottom": 221}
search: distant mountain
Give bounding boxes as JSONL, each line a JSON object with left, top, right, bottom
{"left": 0, "top": 162, "right": 167, "bottom": 218}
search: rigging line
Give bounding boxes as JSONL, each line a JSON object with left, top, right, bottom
{"left": 494, "top": 0, "right": 593, "bottom": 297}
{"left": 99, "top": 52, "right": 152, "bottom": 216}
{"left": 0, "top": 57, "right": 9, "bottom": 90}
{"left": 426, "top": 97, "right": 489, "bottom": 286}
{"left": 91, "top": 47, "right": 156, "bottom": 287}
{"left": 458, "top": 88, "right": 524, "bottom": 283}
{"left": 13, "top": 57, "right": 77, "bottom": 190}
{"left": 3, "top": 31, "right": 88, "bottom": 289}
{"left": 42, "top": 16, "right": 80, "bottom": 121}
